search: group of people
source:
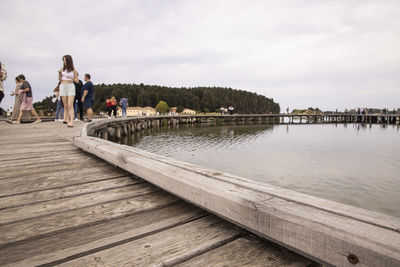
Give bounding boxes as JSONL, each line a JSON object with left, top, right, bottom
{"left": 106, "top": 96, "right": 128, "bottom": 118}
{"left": 0, "top": 55, "right": 95, "bottom": 127}
{"left": 220, "top": 106, "right": 234, "bottom": 115}
{"left": 1, "top": 61, "right": 42, "bottom": 123}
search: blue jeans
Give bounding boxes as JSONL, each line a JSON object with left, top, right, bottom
{"left": 55, "top": 100, "right": 64, "bottom": 120}
{"left": 121, "top": 106, "right": 127, "bottom": 117}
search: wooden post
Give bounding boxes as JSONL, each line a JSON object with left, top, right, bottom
{"left": 115, "top": 126, "right": 121, "bottom": 139}
{"left": 122, "top": 124, "right": 128, "bottom": 136}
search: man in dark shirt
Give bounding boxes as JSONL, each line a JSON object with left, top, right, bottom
{"left": 81, "top": 73, "right": 95, "bottom": 122}
{"left": 74, "top": 73, "right": 84, "bottom": 121}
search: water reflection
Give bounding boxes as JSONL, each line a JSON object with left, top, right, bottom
{"left": 121, "top": 123, "right": 400, "bottom": 218}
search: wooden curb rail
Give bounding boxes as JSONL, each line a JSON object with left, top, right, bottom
{"left": 74, "top": 117, "right": 400, "bottom": 267}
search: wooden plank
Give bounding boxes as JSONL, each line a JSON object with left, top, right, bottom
{"left": 0, "top": 161, "right": 108, "bottom": 180}
{"left": 0, "top": 143, "right": 75, "bottom": 156}
{"left": 1, "top": 202, "right": 205, "bottom": 267}
{"left": 0, "top": 183, "right": 158, "bottom": 226}
{"left": 0, "top": 165, "right": 129, "bottom": 195}
{"left": 74, "top": 134, "right": 400, "bottom": 266}
{"left": 175, "top": 234, "right": 313, "bottom": 267}
{"left": 0, "top": 149, "right": 83, "bottom": 162}
{"left": 55, "top": 215, "right": 243, "bottom": 267}
{"left": 0, "top": 176, "right": 142, "bottom": 209}
{"left": 0, "top": 191, "right": 178, "bottom": 246}
{"left": 0, "top": 135, "right": 67, "bottom": 145}
{"left": 0, "top": 152, "right": 102, "bottom": 172}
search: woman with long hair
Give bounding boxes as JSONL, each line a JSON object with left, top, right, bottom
{"left": 59, "top": 55, "right": 78, "bottom": 127}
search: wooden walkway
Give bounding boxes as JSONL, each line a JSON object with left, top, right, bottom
{"left": 0, "top": 121, "right": 314, "bottom": 267}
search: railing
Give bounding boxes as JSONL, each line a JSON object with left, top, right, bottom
{"left": 74, "top": 116, "right": 400, "bottom": 267}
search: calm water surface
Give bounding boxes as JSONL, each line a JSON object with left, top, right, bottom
{"left": 127, "top": 123, "right": 400, "bottom": 217}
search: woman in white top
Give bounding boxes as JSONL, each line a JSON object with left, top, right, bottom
{"left": 59, "top": 55, "right": 78, "bottom": 127}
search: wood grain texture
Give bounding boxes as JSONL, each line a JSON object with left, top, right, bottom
{"left": 0, "top": 202, "right": 204, "bottom": 267}
{"left": 56, "top": 215, "right": 244, "bottom": 267}
{"left": 0, "top": 191, "right": 177, "bottom": 246}
{"left": 0, "top": 176, "right": 142, "bottom": 209}
{"left": 0, "top": 183, "right": 159, "bottom": 226}
{"left": 0, "top": 165, "right": 131, "bottom": 197}
{"left": 175, "top": 235, "right": 314, "bottom": 267}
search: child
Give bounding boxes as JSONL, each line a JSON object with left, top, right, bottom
{"left": 11, "top": 74, "right": 41, "bottom": 124}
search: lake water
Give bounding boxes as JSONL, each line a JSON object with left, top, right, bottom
{"left": 126, "top": 123, "right": 400, "bottom": 218}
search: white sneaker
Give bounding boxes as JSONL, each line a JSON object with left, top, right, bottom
{"left": 55, "top": 119, "right": 58, "bottom": 122}
{"left": 74, "top": 118, "right": 79, "bottom": 121}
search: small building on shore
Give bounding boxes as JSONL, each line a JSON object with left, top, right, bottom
{"left": 117, "top": 106, "right": 156, "bottom": 117}
{"left": 181, "top": 108, "right": 196, "bottom": 115}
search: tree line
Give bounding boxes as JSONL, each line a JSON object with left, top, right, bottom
{"left": 34, "top": 83, "right": 281, "bottom": 114}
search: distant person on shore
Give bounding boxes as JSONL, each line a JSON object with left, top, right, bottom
{"left": 110, "top": 96, "right": 117, "bottom": 118}
{"left": 120, "top": 97, "right": 128, "bottom": 118}
{"left": 228, "top": 106, "right": 234, "bottom": 115}
{"left": 74, "top": 73, "right": 84, "bottom": 121}
{"left": 106, "top": 98, "right": 112, "bottom": 118}
{"left": 220, "top": 107, "right": 225, "bottom": 115}
{"left": 59, "top": 55, "right": 78, "bottom": 127}
{"left": 81, "top": 74, "right": 95, "bottom": 122}
{"left": 53, "top": 83, "right": 64, "bottom": 122}
{"left": 286, "top": 107, "right": 289, "bottom": 114}
{"left": 11, "top": 74, "right": 41, "bottom": 124}
{"left": 0, "top": 61, "right": 7, "bottom": 114}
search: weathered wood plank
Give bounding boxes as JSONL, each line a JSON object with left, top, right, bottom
{"left": 0, "top": 149, "right": 83, "bottom": 162}
{"left": 0, "top": 143, "right": 76, "bottom": 156}
{"left": 0, "top": 176, "right": 142, "bottom": 209}
{"left": 0, "top": 183, "right": 158, "bottom": 226}
{"left": 0, "top": 191, "right": 178, "bottom": 246}
{"left": 175, "top": 234, "right": 313, "bottom": 267}
{"left": 56, "top": 215, "right": 243, "bottom": 267}
{"left": 0, "top": 152, "right": 102, "bottom": 172}
{"left": 0, "top": 161, "right": 108, "bottom": 180}
{"left": 0, "top": 165, "right": 129, "bottom": 195}
{"left": 1, "top": 202, "right": 205, "bottom": 267}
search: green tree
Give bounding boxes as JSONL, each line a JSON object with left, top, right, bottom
{"left": 177, "top": 106, "right": 184, "bottom": 113}
{"left": 156, "top": 100, "right": 170, "bottom": 114}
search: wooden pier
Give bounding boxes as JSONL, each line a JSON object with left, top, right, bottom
{"left": 0, "top": 121, "right": 314, "bottom": 266}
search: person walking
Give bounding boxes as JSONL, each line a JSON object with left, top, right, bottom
{"left": 120, "top": 97, "right": 128, "bottom": 118}
{"left": 59, "top": 55, "right": 78, "bottom": 127}
{"left": 81, "top": 74, "right": 95, "bottom": 122}
{"left": 106, "top": 98, "right": 112, "bottom": 118}
{"left": 11, "top": 74, "right": 41, "bottom": 124}
{"left": 9, "top": 77, "right": 29, "bottom": 122}
{"left": 74, "top": 73, "right": 83, "bottom": 121}
{"left": 0, "top": 61, "right": 7, "bottom": 114}
{"left": 110, "top": 96, "right": 117, "bottom": 118}
{"left": 53, "top": 84, "right": 64, "bottom": 122}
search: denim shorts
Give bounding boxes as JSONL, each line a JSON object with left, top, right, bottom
{"left": 59, "top": 83, "right": 75, "bottom": 97}
{"left": 84, "top": 97, "right": 95, "bottom": 109}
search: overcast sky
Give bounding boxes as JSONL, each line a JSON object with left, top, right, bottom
{"left": 1, "top": 0, "right": 399, "bottom": 111}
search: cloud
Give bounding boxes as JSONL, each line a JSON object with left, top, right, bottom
{"left": 1, "top": 0, "right": 399, "bottom": 111}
